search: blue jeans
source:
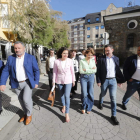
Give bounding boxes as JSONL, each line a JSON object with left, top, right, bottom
{"left": 57, "top": 83, "right": 72, "bottom": 113}
{"left": 80, "top": 74, "right": 95, "bottom": 111}
{"left": 100, "top": 78, "right": 117, "bottom": 116}
{"left": 122, "top": 79, "right": 140, "bottom": 105}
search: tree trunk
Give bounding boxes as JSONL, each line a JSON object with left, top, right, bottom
{"left": 34, "top": 45, "right": 42, "bottom": 74}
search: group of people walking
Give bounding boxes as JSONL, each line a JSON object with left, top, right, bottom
{"left": 0, "top": 41, "right": 140, "bottom": 126}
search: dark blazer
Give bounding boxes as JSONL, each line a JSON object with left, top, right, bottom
{"left": 123, "top": 55, "right": 137, "bottom": 81}
{"left": 0, "top": 53, "right": 40, "bottom": 89}
{"left": 0, "top": 60, "right": 4, "bottom": 76}
{"left": 96, "top": 55, "right": 125, "bottom": 85}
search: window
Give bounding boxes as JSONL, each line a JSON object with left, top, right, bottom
{"left": 80, "top": 44, "right": 83, "bottom": 47}
{"left": 87, "top": 27, "right": 90, "bottom": 30}
{"left": 96, "top": 17, "right": 99, "bottom": 21}
{"left": 80, "top": 25, "right": 83, "bottom": 28}
{"left": 101, "top": 25, "right": 104, "bottom": 29}
{"left": 96, "top": 26, "right": 99, "bottom": 30}
{"left": 127, "top": 33, "right": 136, "bottom": 48}
{"left": 80, "top": 31, "right": 83, "bottom": 34}
{"left": 127, "top": 20, "right": 138, "bottom": 29}
{"left": 87, "top": 19, "right": 90, "bottom": 23}
{"left": 80, "top": 37, "right": 83, "bottom": 41}
{"left": 100, "top": 34, "right": 103, "bottom": 38}
{"left": 74, "top": 32, "right": 77, "bottom": 35}
{"left": 74, "top": 38, "right": 77, "bottom": 41}
{"left": 74, "top": 26, "right": 77, "bottom": 29}
{"left": 95, "top": 34, "right": 98, "bottom": 38}
{"left": 87, "top": 35, "right": 90, "bottom": 38}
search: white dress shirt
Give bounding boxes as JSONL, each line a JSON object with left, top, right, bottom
{"left": 132, "top": 56, "right": 140, "bottom": 81}
{"left": 16, "top": 54, "right": 28, "bottom": 82}
{"left": 79, "top": 55, "right": 85, "bottom": 60}
{"left": 106, "top": 56, "right": 116, "bottom": 78}
{"left": 49, "top": 56, "right": 55, "bottom": 68}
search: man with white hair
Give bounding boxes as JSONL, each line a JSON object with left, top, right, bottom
{"left": 0, "top": 41, "right": 40, "bottom": 125}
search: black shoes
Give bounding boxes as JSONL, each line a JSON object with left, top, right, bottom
{"left": 122, "top": 103, "right": 127, "bottom": 110}
{"left": 0, "top": 110, "right": 3, "bottom": 115}
{"left": 111, "top": 116, "right": 119, "bottom": 125}
{"left": 99, "top": 104, "right": 103, "bottom": 110}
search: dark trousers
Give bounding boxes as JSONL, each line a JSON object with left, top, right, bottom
{"left": 71, "top": 72, "right": 79, "bottom": 93}
{"left": 48, "top": 68, "right": 53, "bottom": 90}
{"left": 0, "top": 92, "right": 2, "bottom": 111}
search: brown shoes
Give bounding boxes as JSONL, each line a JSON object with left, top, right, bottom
{"left": 25, "top": 115, "right": 32, "bottom": 125}
{"left": 19, "top": 115, "right": 26, "bottom": 122}
{"left": 19, "top": 115, "right": 32, "bottom": 125}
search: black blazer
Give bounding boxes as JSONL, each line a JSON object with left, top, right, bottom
{"left": 123, "top": 55, "right": 137, "bottom": 81}
{"left": 96, "top": 55, "right": 125, "bottom": 85}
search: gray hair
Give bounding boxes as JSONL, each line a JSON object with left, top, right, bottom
{"left": 14, "top": 41, "right": 25, "bottom": 47}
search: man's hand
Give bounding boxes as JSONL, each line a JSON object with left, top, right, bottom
{"left": 97, "top": 83, "right": 101, "bottom": 87}
{"left": 129, "top": 79, "right": 133, "bottom": 82}
{"left": 34, "top": 84, "right": 38, "bottom": 89}
{"left": 83, "top": 69, "right": 86, "bottom": 72}
{"left": 72, "top": 81, "right": 75, "bottom": 87}
{"left": 117, "top": 83, "right": 122, "bottom": 87}
{"left": 0, "top": 85, "right": 6, "bottom": 92}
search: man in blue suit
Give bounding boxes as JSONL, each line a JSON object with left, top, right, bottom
{"left": 0, "top": 60, "right": 4, "bottom": 115}
{"left": 96, "top": 44, "right": 125, "bottom": 125}
{"left": 122, "top": 46, "right": 140, "bottom": 110}
{"left": 0, "top": 41, "right": 40, "bottom": 125}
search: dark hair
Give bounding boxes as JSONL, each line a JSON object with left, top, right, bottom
{"left": 85, "top": 48, "right": 95, "bottom": 56}
{"left": 71, "top": 49, "right": 77, "bottom": 53}
{"left": 69, "top": 50, "right": 73, "bottom": 59}
{"left": 57, "top": 47, "right": 69, "bottom": 58}
{"left": 104, "top": 44, "right": 113, "bottom": 49}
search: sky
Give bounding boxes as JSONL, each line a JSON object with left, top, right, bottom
{"left": 49, "top": 0, "right": 140, "bottom": 21}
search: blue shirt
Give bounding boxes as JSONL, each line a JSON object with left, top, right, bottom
{"left": 106, "top": 56, "right": 116, "bottom": 78}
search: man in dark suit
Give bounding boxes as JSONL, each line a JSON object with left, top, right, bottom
{"left": 0, "top": 60, "right": 4, "bottom": 115}
{"left": 96, "top": 44, "right": 125, "bottom": 125}
{"left": 0, "top": 41, "right": 40, "bottom": 125}
{"left": 122, "top": 46, "right": 140, "bottom": 110}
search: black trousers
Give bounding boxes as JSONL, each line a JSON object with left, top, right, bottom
{"left": 0, "top": 92, "right": 2, "bottom": 111}
{"left": 48, "top": 68, "right": 53, "bottom": 90}
{"left": 71, "top": 72, "right": 79, "bottom": 93}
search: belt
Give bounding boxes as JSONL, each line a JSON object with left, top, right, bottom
{"left": 106, "top": 77, "right": 115, "bottom": 79}
{"left": 18, "top": 79, "right": 28, "bottom": 83}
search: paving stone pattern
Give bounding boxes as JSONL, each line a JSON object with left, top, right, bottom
{"left": 11, "top": 78, "right": 140, "bottom": 140}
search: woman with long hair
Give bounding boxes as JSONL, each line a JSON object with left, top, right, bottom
{"left": 80, "top": 49, "right": 97, "bottom": 114}
{"left": 53, "top": 47, "right": 75, "bottom": 122}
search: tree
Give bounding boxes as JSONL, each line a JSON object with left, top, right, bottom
{"left": 4, "top": 0, "right": 70, "bottom": 73}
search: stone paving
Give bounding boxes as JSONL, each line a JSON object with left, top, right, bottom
{"left": 11, "top": 77, "right": 140, "bottom": 140}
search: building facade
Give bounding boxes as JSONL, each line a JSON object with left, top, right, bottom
{"left": 68, "top": 17, "right": 86, "bottom": 50}
{"left": 104, "top": 8, "right": 140, "bottom": 65}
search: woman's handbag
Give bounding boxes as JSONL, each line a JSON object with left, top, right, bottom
{"left": 47, "top": 86, "right": 55, "bottom": 106}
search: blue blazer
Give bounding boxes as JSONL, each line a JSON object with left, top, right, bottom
{"left": 123, "top": 55, "right": 137, "bottom": 81}
{"left": 0, "top": 60, "right": 4, "bottom": 76}
{"left": 96, "top": 55, "right": 125, "bottom": 85}
{"left": 0, "top": 53, "right": 40, "bottom": 89}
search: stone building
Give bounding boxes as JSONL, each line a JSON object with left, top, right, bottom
{"left": 104, "top": 8, "right": 140, "bottom": 65}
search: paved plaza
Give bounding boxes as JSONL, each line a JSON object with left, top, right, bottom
{"left": 0, "top": 62, "right": 140, "bottom": 140}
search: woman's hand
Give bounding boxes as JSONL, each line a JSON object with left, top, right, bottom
{"left": 72, "top": 82, "right": 75, "bottom": 87}
{"left": 83, "top": 69, "right": 86, "bottom": 72}
{"left": 53, "top": 83, "right": 55, "bottom": 86}
{"left": 92, "top": 67, "right": 96, "bottom": 69}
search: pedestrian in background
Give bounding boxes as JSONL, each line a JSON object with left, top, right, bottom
{"left": 122, "top": 46, "right": 140, "bottom": 110}
{"left": 0, "top": 41, "right": 40, "bottom": 125}
{"left": 96, "top": 44, "right": 125, "bottom": 125}
{"left": 53, "top": 47, "right": 75, "bottom": 122}
{"left": 80, "top": 49, "right": 96, "bottom": 114}
{"left": 79, "top": 49, "right": 85, "bottom": 61}
{"left": 0, "top": 60, "right": 4, "bottom": 115}
{"left": 46, "top": 49, "right": 56, "bottom": 91}
{"left": 69, "top": 50, "right": 79, "bottom": 99}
